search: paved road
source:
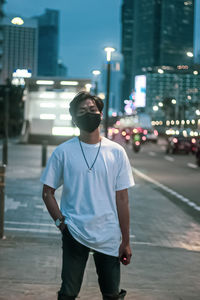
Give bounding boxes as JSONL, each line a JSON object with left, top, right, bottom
{"left": 118, "top": 137, "right": 200, "bottom": 215}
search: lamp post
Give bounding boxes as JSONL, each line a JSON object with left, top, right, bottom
{"left": 92, "top": 70, "right": 101, "bottom": 95}
{"left": 104, "top": 47, "right": 115, "bottom": 138}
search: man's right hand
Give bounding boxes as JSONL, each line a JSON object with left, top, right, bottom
{"left": 119, "top": 242, "right": 132, "bottom": 265}
{"left": 59, "top": 222, "right": 66, "bottom": 233}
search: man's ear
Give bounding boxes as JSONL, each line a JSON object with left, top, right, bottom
{"left": 100, "top": 112, "right": 103, "bottom": 120}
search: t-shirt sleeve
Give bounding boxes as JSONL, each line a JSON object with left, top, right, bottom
{"left": 115, "top": 148, "right": 135, "bottom": 191}
{"left": 40, "top": 152, "right": 63, "bottom": 189}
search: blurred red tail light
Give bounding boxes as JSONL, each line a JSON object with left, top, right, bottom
{"left": 154, "top": 130, "right": 158, "bottom": 136}
{"left": 143, "top": 129, "right": 148, "bottom": 135}
{"left": 191, "top": 138, "right": 196, "bottom": 144}
{"left": 173, "top": 138, "right": 178, "bottom": 143}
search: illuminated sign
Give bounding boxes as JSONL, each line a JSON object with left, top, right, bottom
{"left": 13, "top": 69, "right": 32, "bottom": 78}
{"left": 134, "top": 75, "right": 146, "bottom": 107}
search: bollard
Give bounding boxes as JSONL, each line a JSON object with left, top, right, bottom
{"left": 42, "top": 140, "right": 48, "bottom": 167}
{"left": 2, "top": 138, "right": 8, "bottom": 165}
{"left": 0, "top": 165, "right": 6, "bottom": 239}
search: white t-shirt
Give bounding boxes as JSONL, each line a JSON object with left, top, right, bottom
{"left": 40, "top": 137, "right": 134, "bottom": 257}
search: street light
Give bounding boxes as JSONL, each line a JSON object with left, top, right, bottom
{"left": 186, "top": 51, "right": 193, "bottom": 57}
{"left": 104, "top": 47, "right": 115, "bottom": 138}
{"left": 11, "top": 17, "right": 24, "bottom": 25}
{"left": 158, "top": 68, "right": 164, "bottom": 74}
{"left": 171, "top": 99, "right": 176, "bottom": 104}
{"left": 92, "top": 70, "right": 101, "bottom": 94}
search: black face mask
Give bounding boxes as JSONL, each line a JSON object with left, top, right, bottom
{"left": 75, "top": 112, "right": 101, "bottom": 132}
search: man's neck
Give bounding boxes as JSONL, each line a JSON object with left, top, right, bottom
{"left": 79, "top": 128, "right": 101, "bottom": 144}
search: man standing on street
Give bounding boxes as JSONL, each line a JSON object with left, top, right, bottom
{"left": 40, "top": 91, "right": 135, "bottom": 300}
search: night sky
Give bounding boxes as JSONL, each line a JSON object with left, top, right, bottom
{"left": 5, "top": 0, "right": 122, "bottom": 78}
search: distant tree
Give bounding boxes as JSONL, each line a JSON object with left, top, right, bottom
{"left": 0, "top": 79, "right": 24, "bottom": 138}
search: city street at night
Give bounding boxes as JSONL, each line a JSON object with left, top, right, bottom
{"left": 0, "top": 0, "right": 200, "bottom": 299}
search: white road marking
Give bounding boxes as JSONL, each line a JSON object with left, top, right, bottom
{"left": 4, "top": 227, "right": 59, "bottom": 234}
{"left": 131, "top": 241, "right": 158, "bottom": 246}
{"left": 132, "top": 167, "right": 200, "bottom": 212}
{"left": 149, "top": 152, "right": 156, "bottom": 156}
{"left": 35, "top": 204, "right": 48, "bottom": 212}
{"left": 187, "top": 163, "right": 198, "bottom": 169}
{"left": 5, "top": 197, "right": 27, "bottom": 212}
{"left": 5, "top": 221, "right": 54, "bottom": 227}
{"left": 164, "top": 155, "right": 174, "bottom": 162}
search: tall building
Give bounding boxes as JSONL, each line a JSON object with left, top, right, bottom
{"left": 0, "top": 0, "right": 5, "bottom": 82}
{"left": 194, "top": 0, "right": 200, "bottom": 64}
{"left": 36, "top": 9, "right": 59, "bottom": 77}
{"left": 121, "top": 0, "right": 134, "bottom": 102}
{"left": 0, "top": 15, "right": 38, "bottom": 83}
{"left": 133, "top": 0, "right": 194, "bottom": 74}
{"left": 121, "top": 0, "right": 194, "bottom": 101}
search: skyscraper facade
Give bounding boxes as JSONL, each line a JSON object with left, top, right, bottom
{"left": 133, "top": 0, "right": 194, "bottom": 74}
{"left": 194, "top": 0, "right": 200, "bottom": 64}
{"left": 121, "top": 0, "right": 194, "bottom": 100}
{"left": 121, "top": 0, "right": 134, "bottom": 102}
{"left": 36, "top": 9, "right": 59, "bottom": 77}
{"left": 0, "top": 15, "right": 38, "bottom": 83}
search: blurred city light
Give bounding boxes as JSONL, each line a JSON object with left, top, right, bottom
{"left": 104, "top": 47, "right": 116, "bottom": 62}
{"left": 92, "top": 70, "right": 101, "bottom": 76}
{"left": 11, "top": 17, "right": 24, "bottom": 25}
{"left": 60, "top": 81, "right": 78, "bottom": 86}
{"left": 85, "top": 83, "right": 92, "bottom": 92}
{"left": 52, "top": 127, "right": 80, "bottom": 136}
{"left": 13, "top": 69, "right": 32, "bottom": 78}
{"left": 158, "top": 68, "right": 164, "bottom": 74}
{"left": 153, "top": 105, "right": 158, "bottom": 111}
{"left": 186, "top": 51, "right": 193, "bottom": 57}
{"left": 39, "top": 92, "right": 56, "bottom": 99}
{"left": 193, "top": 70, "right": 198, "bottom": 75}
{"left": 36, "top": 80, "right": 54, "bottom": 85}
{"left": 98, "top": 93, "right": 105, "bottom": 100}
{"left": 196, "top": 109, "right": 200, "bottom": 115}
{"left": 171, "top": 99, "right": 176, "bottom": 104}
{"left": 59, "top": 92, "right": 76, "bottom": 99}
{"left": 40, "top": 114, "right": 56, "bottom": 120}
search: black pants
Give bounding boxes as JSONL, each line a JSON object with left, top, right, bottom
{"left": 58, "top": 226, "right": 123, "bottom": 299}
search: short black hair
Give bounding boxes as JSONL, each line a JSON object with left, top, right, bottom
{"left": 69, "top": 91, "right": 104, "bottom": 118}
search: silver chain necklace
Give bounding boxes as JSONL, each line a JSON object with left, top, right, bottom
{"left": 78, "top": 137, "right": 101, "bottom": 172}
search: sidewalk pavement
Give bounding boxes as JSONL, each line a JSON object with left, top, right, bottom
{"left": 0, "top": 141, "right": 200, "bottom": 300}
